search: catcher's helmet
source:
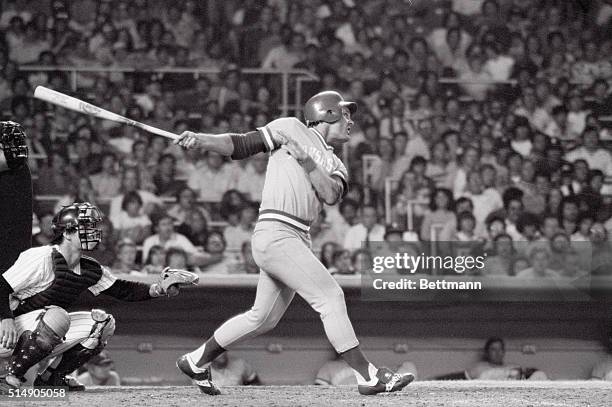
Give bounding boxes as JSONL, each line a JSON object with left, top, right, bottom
{"left": 303, "top": 91, "right": 357, "bottom": 125}
{"left": 0, "top": 121, "right": 28, "bottom": 169}
{"left": 52, "top": 202, "right": 103, "bottom": 251}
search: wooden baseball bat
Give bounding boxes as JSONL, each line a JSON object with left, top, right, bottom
{"left": 33, "top": 85, "right": 179, "bottom": 140}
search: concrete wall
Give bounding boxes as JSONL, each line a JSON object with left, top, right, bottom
{"left": 107, "top": 335, "right": 609, "bottom": 384}
{"left": 70, "top": 285, "right": 612, "bottom": 384}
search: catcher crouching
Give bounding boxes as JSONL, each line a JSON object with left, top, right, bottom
{"left": 0, "top": 202, "right": 198, "bottom": 393}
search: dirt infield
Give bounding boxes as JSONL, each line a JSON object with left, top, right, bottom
{"left": 5, "top": 381, "right": 609, "bottom": 407}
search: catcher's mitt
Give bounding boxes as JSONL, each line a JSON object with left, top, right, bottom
{"left": 160, "top": 267, "right": 199, "bottom": 293}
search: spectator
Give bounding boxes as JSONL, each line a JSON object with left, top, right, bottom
{"left": 515, "top": 247, "right": 560, "bottom": 279}
{"left": 310, "top": 209, "right": 340, "bottom": 252}
{"left": 514, "top": 212, "right": 541, "bottom": 256}
{"left": 343, "top": 205, "right": 385, "bottom": 251}
{"left": 426, "top": 140, "right": 457, "bottom": 189}
{"left": 210, "top": 352, "right": 259, "bottom": 386}
{"left": 32, "top": 212, "right": 55, "bottom": 247}
{"left": 141, "top": 245, "right": 166, "bottom": 275}
{"left": 453, "top": 146, "right": 481, "bottom": 198}
{"left": 87, "top": 218, "right": 117, "bottom": 266}
{"left": 459, "top": 50, "right": 494, "bottom": 101}
{"left": 261, "top": 31, "right": 304, "bottom": 69}
{"left": 514, "top": 87, "right": 551, "bottom": 132}
{"left": 428, "top": 11, "right": 471, "bottom": 68}
{"left": 142, "top": 213, "right": 208, "bottom": 266}
{"left": 153, "top": 153, "right": 184, "bottom": 197}
{"left": 188, "top": 151, "right": 240, "bottom": 202}
{"left": 420, "top": 188, "right": 455, "bottom": 241}
{"left": 112, "top": 238, "right": 140, "bottom": 274}
{"left": 566, "top": 89, "right": 590, "bottom": 140}
{"left": 460, "top": 170, "right": 503, "bottom": 226}
{"left": 491, "top": 188, "right": 525, "bottom": 241}
{"left": 588, "top": 79, "right": 612, "bottom": 117}
{"left": 36, "top": 150, "right": 76, "bottom": 196}
{"left": 177, "top": 209, "right": 209, "bottom": 248}
{"left": 379, "top": 95, "right": 410, "bottom": 140}
{"left": 466, "top": 337, "right": 547, "bottom": 380}
{"left": 89, "top": 152, "right": 122, "bottom": 198}
{"left": 109, "top": 167, "right": 163, "bottom": 226}
{"left": 224, "top": 203, "right": 257, "bottom": 252}
{"left": 483, "top": 41, "right": 514, "bottom": 81}
{"left": 404, "top": 118, "right": 433, "bottom": 162}
{"left": 200, "top": 231, "right": 233, "bottom": 273}
{"left": 572, "top": 212, "right": 595, "bottom": 242}
{"left": 351, "top": 249, "right": 373, "bottom": 274}
{"left": 330, "top": 199, "right": 359, "bottom": 241}
{"left": 76, "top": 352, "right": 121, "bottom": 386}
{"left": 453, "top": 211, "right": 481, "bottom": 242}
{"left": 590, "top": 223, "right": 612, "bottom": 276}
{"left": 53, "top": 177, "right": 98, "bottom": 214}
{"left": 228, "top": 241, "right": 259, "bottom": 274}
{"left": 558, "top": 196, "right": 580, "bottom": 235}
{"left": 571, "top": 40, "right": 612, "bottom": 86}
{"left": 328, "top": 249, "right": 354, "bottom": 276}
{"left": 320, "top": 242, "right": 340, "bottom": 270}
{"left": 510, "top": 116, "right": 533, "bottom": 158}
{"left": 112, "top": 191, "right": 152, "bottom": 245}
{"left": 483, "top": 234, "right": 515, "bottom": 276}
{"left": 167, "top": 187, "right": 210, "bottom": 225}
{"left": 166, "top": 247, "right": 189, "bottom": 269}
{"left": 565, "top": 126, "right": 612, "bottom": 177}
{"left": 439, "top": 197, "right": 475, "bottom": 241}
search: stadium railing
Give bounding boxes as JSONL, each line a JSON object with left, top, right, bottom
{"left": 18, "top": 65, "right": 320, "bottom": 117}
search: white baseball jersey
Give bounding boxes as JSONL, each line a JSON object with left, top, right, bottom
{"left": 257, "top": 117, "right": 348, "bottom": 233}
{"left": 3, "top": 246, "right": 117, "bottom": 311}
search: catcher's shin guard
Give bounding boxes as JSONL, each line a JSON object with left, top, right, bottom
{"left": 35, "top": 310, "right": 114, "bottom": 391}
{"left": 7, "top": 308, "right": 68, "bottom": 380}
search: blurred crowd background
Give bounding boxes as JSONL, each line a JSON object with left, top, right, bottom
{"left": 2, "top": 0, "right": 612, "bottom": 278}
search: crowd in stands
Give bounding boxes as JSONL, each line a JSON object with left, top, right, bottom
{"left": 2, "top": 0, "right": 612, "bottom": 277}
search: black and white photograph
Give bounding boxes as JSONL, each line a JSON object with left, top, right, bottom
{"left": 0, "top": 0, "right": 611, "bottom": 406}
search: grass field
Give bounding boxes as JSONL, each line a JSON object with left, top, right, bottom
{"left": 5, "top": 381, "right": 609, "bottom": 407}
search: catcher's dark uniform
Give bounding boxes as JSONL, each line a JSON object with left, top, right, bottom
{"left": 0, "top": 121, "right": 33, "bottom": 274}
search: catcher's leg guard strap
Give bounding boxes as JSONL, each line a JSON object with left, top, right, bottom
{"left": 7, "top": 308, "right": 68, "bottom": 378}
{"left": 81, "top": 311, "right": 115, "bottom": 349}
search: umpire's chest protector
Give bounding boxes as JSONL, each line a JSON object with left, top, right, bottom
{"left": 14, "top": 250, "right": 103, "bottom": 316}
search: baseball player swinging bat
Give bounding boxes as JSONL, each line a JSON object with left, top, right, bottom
{"left": 33, "top": 86, "right": 179, "bottom": 140}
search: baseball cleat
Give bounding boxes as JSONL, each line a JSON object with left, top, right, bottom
{"left": 176, "top": 355, "right": 221, "bottom": 396}
{"left": 357, "top": 367, "right": 414, "bottom": 395}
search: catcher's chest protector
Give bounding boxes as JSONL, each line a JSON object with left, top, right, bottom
{"left": 15, "top": 250, "right": 103, "bottom": 316}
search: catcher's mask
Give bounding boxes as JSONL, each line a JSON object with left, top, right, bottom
{"left": 52, "top": 202, "right": 103, "bottom": 251}
{"left": 0, "top": 121, "right": 28, "bottom": 169}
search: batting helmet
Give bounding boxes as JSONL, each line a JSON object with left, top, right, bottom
{"left": 52, "top": 202, "right": 103, "bottom": 251}
{"left": 0, "top": 121, "right": 28, "bottom": 169}
{"left": 303, "top": 91, "right": 357, "bottom": 124}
